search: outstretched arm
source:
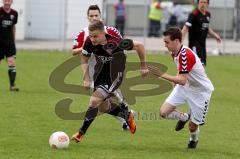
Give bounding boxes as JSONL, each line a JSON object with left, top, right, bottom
{"left": 132, "top": 40, "right": 149, "bottom": 77}
{"left": 148, "top": 65, "right": 188, "bottom": 85}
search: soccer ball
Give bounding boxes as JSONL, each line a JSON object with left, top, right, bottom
{"left": 49, "top": 131, "right": 70, "bottom": 149}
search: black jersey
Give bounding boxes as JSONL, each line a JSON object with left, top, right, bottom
{"left": 82, "top": 34, "right": 130, "bottom": 92}
{"left": 0, "top": 7, "right": 18, "bottom": 45}
{"left": 185, "top": 9, "right": 210, "bottom": 48}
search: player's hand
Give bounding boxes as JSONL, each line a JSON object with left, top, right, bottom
{"left": 215, "top": 34, "right": 222, "bottom": 43}
{"left": 83, "top": 80, "right": 91, "bottom": 90}
{"left": 147, "top": 65, "right": 165, "bottom": 77}
{"left": 140, "top": 63, "right": 149, "bottom": 77}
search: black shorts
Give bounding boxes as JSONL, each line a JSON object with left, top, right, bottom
{"left": 94, "top": 72, "right": 124, "bottom": 95}
{"left": 190, "top": 44, "right": 206, "bottom": 65}
{"left": 0, "top": 43, "right": 16, "bottom": 60}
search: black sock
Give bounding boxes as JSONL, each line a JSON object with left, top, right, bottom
{"left": 8, "top": 66, "right": 16, "bottom": 87}
{"left": 80, "top": 106, "right": 98, "bottom": 134}
{"left": 107, "top": 103, "right": 129, "bottom": 120}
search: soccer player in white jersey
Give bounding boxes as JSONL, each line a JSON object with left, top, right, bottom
{"left": 148, "top": 27, "right": 214, "bottom": 148}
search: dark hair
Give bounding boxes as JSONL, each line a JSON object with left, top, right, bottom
{"left": 197, "top": 0, "right": 209, "bottom": 4}
{"left": 88, "top": 20, "right": 104, "bottom": 32}
{"left": 163, "top": 27, "right": 182, "bottom": 42}
{"left": 87, "top": 5, "right": 101, "bottom": 15}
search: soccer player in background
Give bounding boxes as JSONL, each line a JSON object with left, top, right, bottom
{"left": 0, "top": 0, "right": 19, "bottom": 91}
{"left": 148, "top": 27, "right": 214, "bottom": 148}
{"left": 72, "top": 20, "right": 149, "bottom": 142}
{"left": 182, "top": 0, "right": 221, "bottom": 66}
{"left": 72, "top": 5, "right": 131, "bottom": 131}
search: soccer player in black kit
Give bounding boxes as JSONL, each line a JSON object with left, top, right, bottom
{"left": 182, "top": 0, "right": 221, "bottom": 66}
{"left": 72, "top": 20, "right": 149, "bottom": 142}
{"left": 0, "top": 0, "right": 19, "bottom": 91}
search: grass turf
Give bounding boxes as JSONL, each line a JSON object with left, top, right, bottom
{"left": 0, "top": 50, "right": 240, "bottom": 159}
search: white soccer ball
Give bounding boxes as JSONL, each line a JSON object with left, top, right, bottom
{"left": 49, "top": 131, "right": 70, "bottom": 149}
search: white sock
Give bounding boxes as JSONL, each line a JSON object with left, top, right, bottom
{"left": 165, "top": 110, "right": 189, "bottom": 121}
{"left": 190, "top": 127, "right": 200, "bottom": 142}
{"left": 115, "top": 116, "right": 126, "bottom": 124}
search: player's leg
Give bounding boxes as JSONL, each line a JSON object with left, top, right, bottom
{"left": 192, "top": 45, "right": 205, "bottom": 66}
{"left": 72, "top": 89, "right": 104, "bottom": 142}
{"left": 6, "top": 44, "right": 19, "bottom": 91}
{"left": 202, "top": 47, "right": 207, "bottom": 66}
{"left": 161, "top": 86, "right": 189, "bottom": 121}
{"left": 186, "top": 90, "right": 212, "bottom": 148}
{"left": 0, "top": 53, "right": 4, "bottom": 64}
{"left": 187, "top": 121, "right": 199, "bottom": 149}
{"left": 106, "top": 94, "right": 136, "bottom": 134}
{"left": 160, "top": 102, "right": 189, "bottom": 121}
{"left": 107, "top": 97, "right": 129, "bottom": 131}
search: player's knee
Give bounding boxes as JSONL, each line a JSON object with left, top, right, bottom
{"left": 89, "top": 100, "right": 99, "bottom": 107}
{"left": 159, "top": 108, "right": 167, "bottom": 118}
{"left": 188, "top": 121, "right": 198, "bottom": 132}
{"left": 7, "top": 58, "right": 16, "bottom": 66}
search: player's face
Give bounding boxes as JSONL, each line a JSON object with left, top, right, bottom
{"left": 89, "top": 30, "right": 106, "bottom": 45}
{"left": 198, "top": 0, "right": 208, "bottom": 12}
{"left": 163, "top": 35, "right": 178, "bottom": 53}
{"left": 3, "top": 0, "right": 12, "bottom": 9}
{"left": 87, "top": 10, "right": 101, "bottom": 24}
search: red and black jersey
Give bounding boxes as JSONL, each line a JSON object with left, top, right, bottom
{"left": 73, "top": 26, "right": 122, "bottom": 49}
{"left": 185, "top": 9, "right": 211, "bottom": 48}
{"left": 82, "top": 33, "right": 124, "bottom": 64}
{"left": 0, "top": 7, "right": 18, "bottom": 45}
{"left": 82, "top": 33, "right": 128, "bottom": 92}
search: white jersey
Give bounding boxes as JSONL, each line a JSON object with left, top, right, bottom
{"left": 173, "top": 45, "right": 214, "bottom": 92}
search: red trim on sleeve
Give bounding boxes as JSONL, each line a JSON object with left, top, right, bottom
{"left": 178, "top": 48, "right": 196, "bottom": 74}
{"left": 72, "top": 31, "right": 85, "bottom": 49}
{"left": 106, "top": 26, "right": 123, "bottom": 39}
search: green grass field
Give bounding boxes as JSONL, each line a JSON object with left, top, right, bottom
{"left": 0, "top": 50, "right": 240, "bottom": 159}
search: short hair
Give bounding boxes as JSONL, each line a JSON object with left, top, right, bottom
{"left": 87, "top": 5, "right": 101, "bottom": 15}
{"left": 88, "top": 20, "right": 104, "bottom": 32}
{"left": 197, "top": 0, "right": 209, "bottom": 4}
{"left": 163, "top": 27, "right": 182, "bottom": 42}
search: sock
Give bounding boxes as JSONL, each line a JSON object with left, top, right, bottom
{"left": 165, "top": 110, "right": 189, "bottom": 121}
{"left": 115, "top": 116, "right": 127, "bottom": 125}
{"left": 107, "top": 103, "right": 128, "bottom": 121}
{"left": 80, "top": 106, "right": 98, "bottom": 134}
{"left": 190, "top": 127, "right": 200, "bottom": 142}
{"left": 8, "top": 66, "right": 16, "bottom": 87}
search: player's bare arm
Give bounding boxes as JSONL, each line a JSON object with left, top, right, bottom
{"left": 161, "top": 73, "right": 188, "bottom": 86}
{"left": 72, "top": 47, "right": 83, "bottom": 56}
{"left": 148, "top": 65, "right": 188, "bottom": 85}
{"left": 181, "top": 25, "right": 189, "bottom": 41}
{"left": 208, "top": 27, "right": 221, "bottom": 43}
{"left": 81, "top": 55, "right": 91, "bottom": 89}
{"left": 132, "top": 40, "right": 149, "bottom": 77}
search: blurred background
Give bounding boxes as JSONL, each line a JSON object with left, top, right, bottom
{"left": 11, "top": 0, "right": 240, "bottom": 53}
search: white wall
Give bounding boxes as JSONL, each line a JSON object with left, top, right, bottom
{"left": 25, "top": 0, "right": 65, "bottom": 40}
{"left": 209, "top": 0, "right": 235, "bottom": 8}
{"left": 12, "top": 0, "right": 26, "bottom": 40}
{"left": 67, "top": 0, "right": 103, "bottom": 39}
